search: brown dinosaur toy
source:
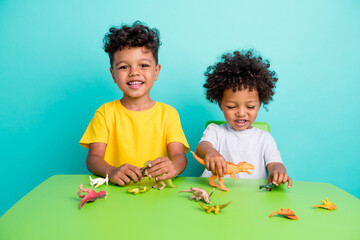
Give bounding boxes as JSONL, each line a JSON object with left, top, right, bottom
{"left": 190, "top": 151, "right": 254, "bottom": 191}
{"left": 180, "top": 187, "right": 215, "bottom": 203}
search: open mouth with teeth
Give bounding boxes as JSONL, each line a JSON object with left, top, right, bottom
{"left": 127, "top": 81, "right": 144, "bottom": 88}
{"left": 235, "top": 120, "right": 248, "bottom": 127}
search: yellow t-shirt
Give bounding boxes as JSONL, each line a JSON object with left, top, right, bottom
{"left": 79, "top": 100, "right": 189, "bottom": 167}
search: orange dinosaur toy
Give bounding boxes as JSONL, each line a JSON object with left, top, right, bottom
{"left": 269, "top": 208, "right": 299, "bottom": 220}
{"left": 314, "top": 198, "right": 337, "bottom": 210}
{"left": 190, "top": 151, "right": 254, "bottom": 191}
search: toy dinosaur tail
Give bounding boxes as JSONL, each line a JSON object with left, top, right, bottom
{"left": 190, "top": 151, "right": 205, "bottom": 166}
{"left": 165, "top": 179, "right": 177, "bottom": 188}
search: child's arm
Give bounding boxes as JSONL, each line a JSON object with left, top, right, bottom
{"left": 196, "top": 141, "right": 227, "bottom": 178}
{"left": 145, "top": 142, "right": 187, "bottom": 180}
{"left": 86, "top": 143, "right": 143, "bottom": 186}
{"left": 267, "top": 162, "right": 292, "bottom": 188}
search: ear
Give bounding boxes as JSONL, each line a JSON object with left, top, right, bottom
{"left": 154, "top": 64, "right": 161, "bottom": 81}
{"left": 110, "top": 67, "right": 116, "bottom": 83}
{"left": 218, "top": 102, "right": 223, "bottom": 111}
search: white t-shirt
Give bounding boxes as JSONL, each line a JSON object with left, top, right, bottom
{"left": 200, "top": 123, "right": 283, "bottom": 179}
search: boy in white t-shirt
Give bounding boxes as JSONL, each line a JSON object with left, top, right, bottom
{"left": 196, "top": 50, "right": 292, "bottom": 188}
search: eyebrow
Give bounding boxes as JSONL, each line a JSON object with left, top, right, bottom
{"left": 115, "top": 58, "right": 152, "bottom": 67}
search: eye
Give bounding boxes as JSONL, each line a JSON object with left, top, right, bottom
{"left": 141, "top": 64, "right": 150, "bottom": 68}
{"left": 247, "top": 106, "right": 255, "bottom": 109}
{"left": 226, "top": 106, "right": 236, "bottom": 109}
{"left": 118, "top": 65, "right": 128, "bottom": 70}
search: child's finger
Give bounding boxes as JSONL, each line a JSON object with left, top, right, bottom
{"left": 205, "top": 160, "right": 210, "bottom": 172}
{"left": 272, "top": 172, "right": 279, "bottom": 185}
{"left": 148, "top": 167, "right": 167, "bottom": 179}
{"left": 125, "top": 169, "right": 141, "bottom": 183}
{"left": 151, "top": 156, "right": 169, "bottom": 166}
{"left": 113, "top": 177, "right": 125, "bottom": 186}
{"left": 216, "top": 162, "right": 223, "bottom": 177}
{"left": 287, "top": 177, "right": 293, "bottom": 189}
{"left": 156, "top": 170, "right": 176, "bottom": 181}
{"left": 277, "top": 173, "right": 285, "bottom": 185}
{"left": 221, "top": 159, "right": 227, "bottom": 177}
{"left": 116, "top": 172, "right": 131, "bottom": 186}
{"left": 210, "top": 161, "right": 216, "bottom": 175}
{"left": 282, "top": 175, "right": 289, "bottom": 184}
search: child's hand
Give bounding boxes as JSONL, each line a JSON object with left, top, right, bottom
{"left": 109, "top": 163, "right": 144, "bottom": 186}
{"left": 145, "top": 157, "right": 176, "bottom": 181}
{"left": 204, "top": 149, "right": 227, "bottom": 178}
{"left": 267, "top": 162, "right": 292, "bottom": 189}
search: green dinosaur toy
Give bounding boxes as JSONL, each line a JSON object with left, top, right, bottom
{"left": 142, "top": 161, "right": 177, "bottom": 190}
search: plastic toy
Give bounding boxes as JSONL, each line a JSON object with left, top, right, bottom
{"left": 314, "top": 198, "right": 337, "bottom": 210}
{"left": 77, "top": 184, "right": 106, "bottom": 209}
{"left": 180, "top": 187, "right": 215, "bottom": 203}
{"left": 89, "top": 174, "right": 109, "bottom": 188}
{"left": 199, "top": 201, "right": 232, "bottom": 214}
{"left": 269, "top": 208, "right": 299, "bottom": 220}
{"left": 142, "top": 161, "right": 177, "bottom": 190}
{"left": 259, "top": 182, "right": 275, "bottom": 191}
{"left": 191, "top": 151, "right": 254, "bottom": 191}
{"left": 127, "top": 186, "right": 151, "bottom": 195}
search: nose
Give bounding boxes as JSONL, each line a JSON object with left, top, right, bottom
{"left": 129, "top": 67, "right": 139, "bottom": 77}
{"left": 236, "top": 107, "right": 246, "bottom": 117}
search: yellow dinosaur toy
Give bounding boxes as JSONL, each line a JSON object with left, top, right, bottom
{"left": 314, "top": 198, "right": 337, "bottom": 210}
{"left": 199, "top": 201, "right": 232, "bottom": 214}
{"left": 127, "top": 186, "right": 151, "bottom": 195}
{"left": 190, "top": 151, "right": 254, "bottom": 191}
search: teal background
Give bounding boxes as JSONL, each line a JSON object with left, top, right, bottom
{"left": 0, "top": 0, "right": 359, "bottom": 216}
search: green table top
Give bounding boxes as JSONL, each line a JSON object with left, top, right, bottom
{"left": 1, "top": 175, "right": 359, "bottom": 240}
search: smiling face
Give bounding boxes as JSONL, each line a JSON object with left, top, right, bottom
{"left": 110, "top": 46, "right": 161, "bottom": 103}
{"left": 219, "top": 87, "right": 261, "bottom": 131}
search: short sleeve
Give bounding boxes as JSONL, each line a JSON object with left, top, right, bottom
{"left": 79, "top": 106, "right": 109, "bottom": 149}
{"left": 166, "top": 108, "right": 189, "bottom": 152}
{"left": 200, "top": 123, "right": 219, "bottom": 149}
{"left": 263, "top": 132, "right": 283, "bottom": 165}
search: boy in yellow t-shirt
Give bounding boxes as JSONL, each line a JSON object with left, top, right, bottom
{"left": 80, "top": 21, "right": 189, "bottom": 186}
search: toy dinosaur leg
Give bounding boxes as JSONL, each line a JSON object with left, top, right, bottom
{"left": 218, "top": 178, "right": 229, "bottom": 192}
{"left": 209, "top": 175, "right": 219, "bottom": 188}
{"left": 158, "top": 181, "right": 166, "bottom": 190}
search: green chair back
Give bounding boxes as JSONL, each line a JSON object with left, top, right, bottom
{"left": 205, "top": 121, "right": 270, "bottom": 132}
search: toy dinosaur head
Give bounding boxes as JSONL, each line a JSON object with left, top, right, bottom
{"left": 235, "top": 162, "right": 255, "bottom": 172}
{"left": 98, "top": 191, "right": 107, "bottom": 198}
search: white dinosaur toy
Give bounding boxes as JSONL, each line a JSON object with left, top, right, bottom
{"left": 89, "top": 174, "right": 109, "bottom": 188}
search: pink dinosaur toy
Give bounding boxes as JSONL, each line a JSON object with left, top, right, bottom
{"left": 180, "top": 187, "right": 215, "bottom": 203}
{"left": 77, "top": 184, "right": 106, "bottom": 209}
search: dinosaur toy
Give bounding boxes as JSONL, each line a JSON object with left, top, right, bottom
{"left": 190, "top": 151, "right": 255, "bottom": 191}
{"left": 199, "top": 201, "right": 232, "bottom": 214}
{"left": 314, "top": 198, "right": 337, "bottom": 210}
{"left": 127, "top": 186, "right": 151, "bottom": 195}
{"left": 259, "top": 182, "right": 275, "bottom": 191}
{"left": 89, "top": 174, "right": 109, "bottom": 188}
{"left": 141, "top": 161, "right": 177, "bottom": 190}
{"left": 269, "top": 208, "right": 299, "bottom": 220}
{"left": 180, "top": 187, "right": 215, "bottom": 203}
{"left": 77, "top": 184, "right": 106, "bottom": 209}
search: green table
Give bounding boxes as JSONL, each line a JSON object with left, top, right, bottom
{"left": 1, "top": 175, "right": 359, "bottom": 240}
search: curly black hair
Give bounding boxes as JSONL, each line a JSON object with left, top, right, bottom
{"left": 203, "top": 49, "right": 278, "bottom": 107}
{"left": 103, "top": 21, "right": 161, "bottom": 67}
